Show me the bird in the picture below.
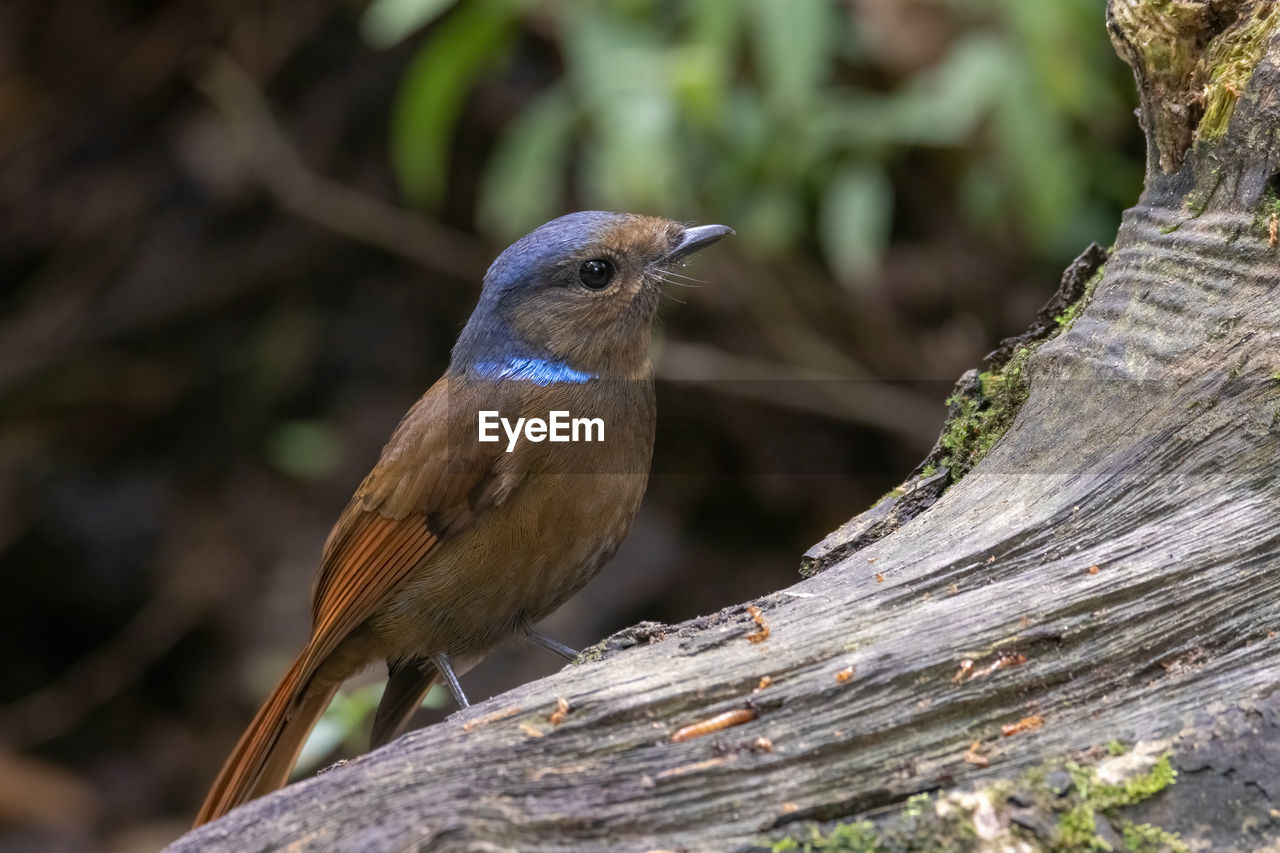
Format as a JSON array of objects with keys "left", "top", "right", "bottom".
[{"left": 194, "top": 211, "right": 732, "bottom": 825}]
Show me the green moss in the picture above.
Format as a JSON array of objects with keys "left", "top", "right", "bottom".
[
  {"left": 938, "top": 346, "right": 1033, "bottom": 480},
  {"left": 1074, "top": 754, "right": 1177, "bottom": 811},
  {"left": 770, "top": 821, "right": 880, "bottom": 852},
  {"left": 1195, "top": 3, "right": 1280, "bottom": 142},
  {"left": 1056, "top": 804, "right": 1107, "bottom": 851},
  {"left": 933, "top": 255, "right": 1106, "bottom": 488},
  {"left": 1184, "top": 185, "right": 1212, "bottom": 217},
  {"left": 1253, "top": 186, "right": 1280, "bottom": 238},
  {"left": 938, "top": 392, "right": 985, "bottom": 477},
  {"left": 762, "top": 791, "right": 979, "bottom": 852},
  {"left": 765, "top": 751, "right": 1184, "bottom": 853},
  {"left": 1048, "top": 754, "right": 1182, "bottom": 851},
  {"left": 1056, "top": 266, "right": 1107, "bottom": 330},
  {"left": 1121, "top": 821, "right": 1190, "bottom": 853},
  {"left": 1107, "top": 0, "right": 1210, "bottom": 171},
  {"left": 1260, "top": 188, "right": 1280, "bottom": 217},
  {"left": 1115, "top": 0, "right": 1203, "bottom": 80},
  {"left": 901, "top": 793, "right": 931, "bottom": 818},
  {"left": 1106, "top": 739, "right": 1129, "bottom": 757},
  {"left": 913, "top": 252, "right": 1106, "bottom": 495},
  {"left": 872, "top": 486, "right": 906, "bottom": 509}
]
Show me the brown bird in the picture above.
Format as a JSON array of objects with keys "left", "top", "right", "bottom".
[{"left": 195, "top": 211, "right": 731, "bottom": 825}]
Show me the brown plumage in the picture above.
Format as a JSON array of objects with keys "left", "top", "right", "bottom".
[{"left": 195, "top": 212, "right": 731, "bottom": 825}]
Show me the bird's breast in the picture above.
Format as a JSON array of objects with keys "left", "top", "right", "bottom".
[{"left": 371, "top": 377, "right": 656, "bottom": 658}]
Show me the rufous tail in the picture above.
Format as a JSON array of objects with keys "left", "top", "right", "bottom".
[{"left": 194, "top": 649, "right": 337, "bottom": 826}]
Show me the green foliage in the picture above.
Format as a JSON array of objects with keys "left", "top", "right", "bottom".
[
  {"left": 380, "top": 0, "right": 1138, "bottom": 281},
  {"left": 478, "top": 88, "right": 575, "bottom": 239},
  {"left": 390, "top": 2, "right": 519, "bottom": 207},
  {"left": 296, "top": 682, "right": 385, "bottom": 773},
  {"left": 361, "top": 0, "right": 461, "bottom": 48},
  {"left": 266, "top": 419, "right": 343, "bottom": 481},
  {"left": 296, "top": 681, "right": 450, "bottom": 774},
  {"left": 821, "top": 165, "right": 893, "bottom": 291}
]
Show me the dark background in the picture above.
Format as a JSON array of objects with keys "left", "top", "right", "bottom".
[{"left": 0, "top": 1, "right": 1141, "bottom": 849}]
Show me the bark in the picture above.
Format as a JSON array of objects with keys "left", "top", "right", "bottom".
[{"left": 170, "top": 3, "right": 1280, "bottom": 851}]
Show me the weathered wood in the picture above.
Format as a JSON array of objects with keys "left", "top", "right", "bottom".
[{"left": 171, "top": 3, "right": 1280, "bottom": 850}]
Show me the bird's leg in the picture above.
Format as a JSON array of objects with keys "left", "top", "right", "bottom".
[
  {"left": 528, "top": 631, "right": 579, "bottom": 662},
  {"left": 430, "top": 652, "right": 470, "bottom": 709}
]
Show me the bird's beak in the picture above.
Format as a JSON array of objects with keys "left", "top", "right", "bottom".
[{"left": 664, "top": 224, "right": 734, "bottom": 263}]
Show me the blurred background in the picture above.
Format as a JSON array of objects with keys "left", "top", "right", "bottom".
[{"left": 0, "top": 0, "right": 1142, "bottom": 849}]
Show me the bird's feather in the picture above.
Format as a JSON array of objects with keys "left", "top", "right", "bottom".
[{"left": 304, "top": 376, "right": 522, "bottom": 677}]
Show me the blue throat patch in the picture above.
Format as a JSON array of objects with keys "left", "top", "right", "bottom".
[{"left": 474, "top": 356, "right": 596, "bottom": 386}]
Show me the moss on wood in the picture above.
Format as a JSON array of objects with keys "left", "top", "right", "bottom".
[
  {"left": 1109, "top": 0, "right": 1280, "bottom": 172},
  {"left": 762, "top": 749, "right": 1184, "bottom": 853},
  {"left": 1195, "top": 2, "right": 1280, "bottom": 142}
]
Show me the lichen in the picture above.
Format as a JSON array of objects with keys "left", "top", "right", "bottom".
[
  {"left": 574, "top": 642, "right": 606, "bottom": 664},
  {"left": 1110, "top": 0, "right": 1280, "bottom": 171},
  {"left": 1108, "top": 0, "right": 1212, "bottom": 172},
  {"left": 1195, "top": 2, "right": 1280, "bottom": 142}
]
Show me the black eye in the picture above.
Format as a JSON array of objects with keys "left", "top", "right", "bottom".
[{"left": 578, "top": 258, "right": 615, "bottom": 289}]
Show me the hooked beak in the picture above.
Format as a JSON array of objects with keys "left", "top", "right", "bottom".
[{"left": 664, "top": 224, "right": 734, "bottom": 263}]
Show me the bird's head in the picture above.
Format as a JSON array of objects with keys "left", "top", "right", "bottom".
[{"left": 452, "top": 211, "right": 731, "bottom": 381}]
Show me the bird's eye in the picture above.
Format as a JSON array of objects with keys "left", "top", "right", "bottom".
[{"left": 578, "top": 258, "right": 615, "bottom": 290}]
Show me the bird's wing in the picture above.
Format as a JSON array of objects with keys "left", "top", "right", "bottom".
[{"left": 301, "top": 376, "right": 524, "bottom": 674}]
